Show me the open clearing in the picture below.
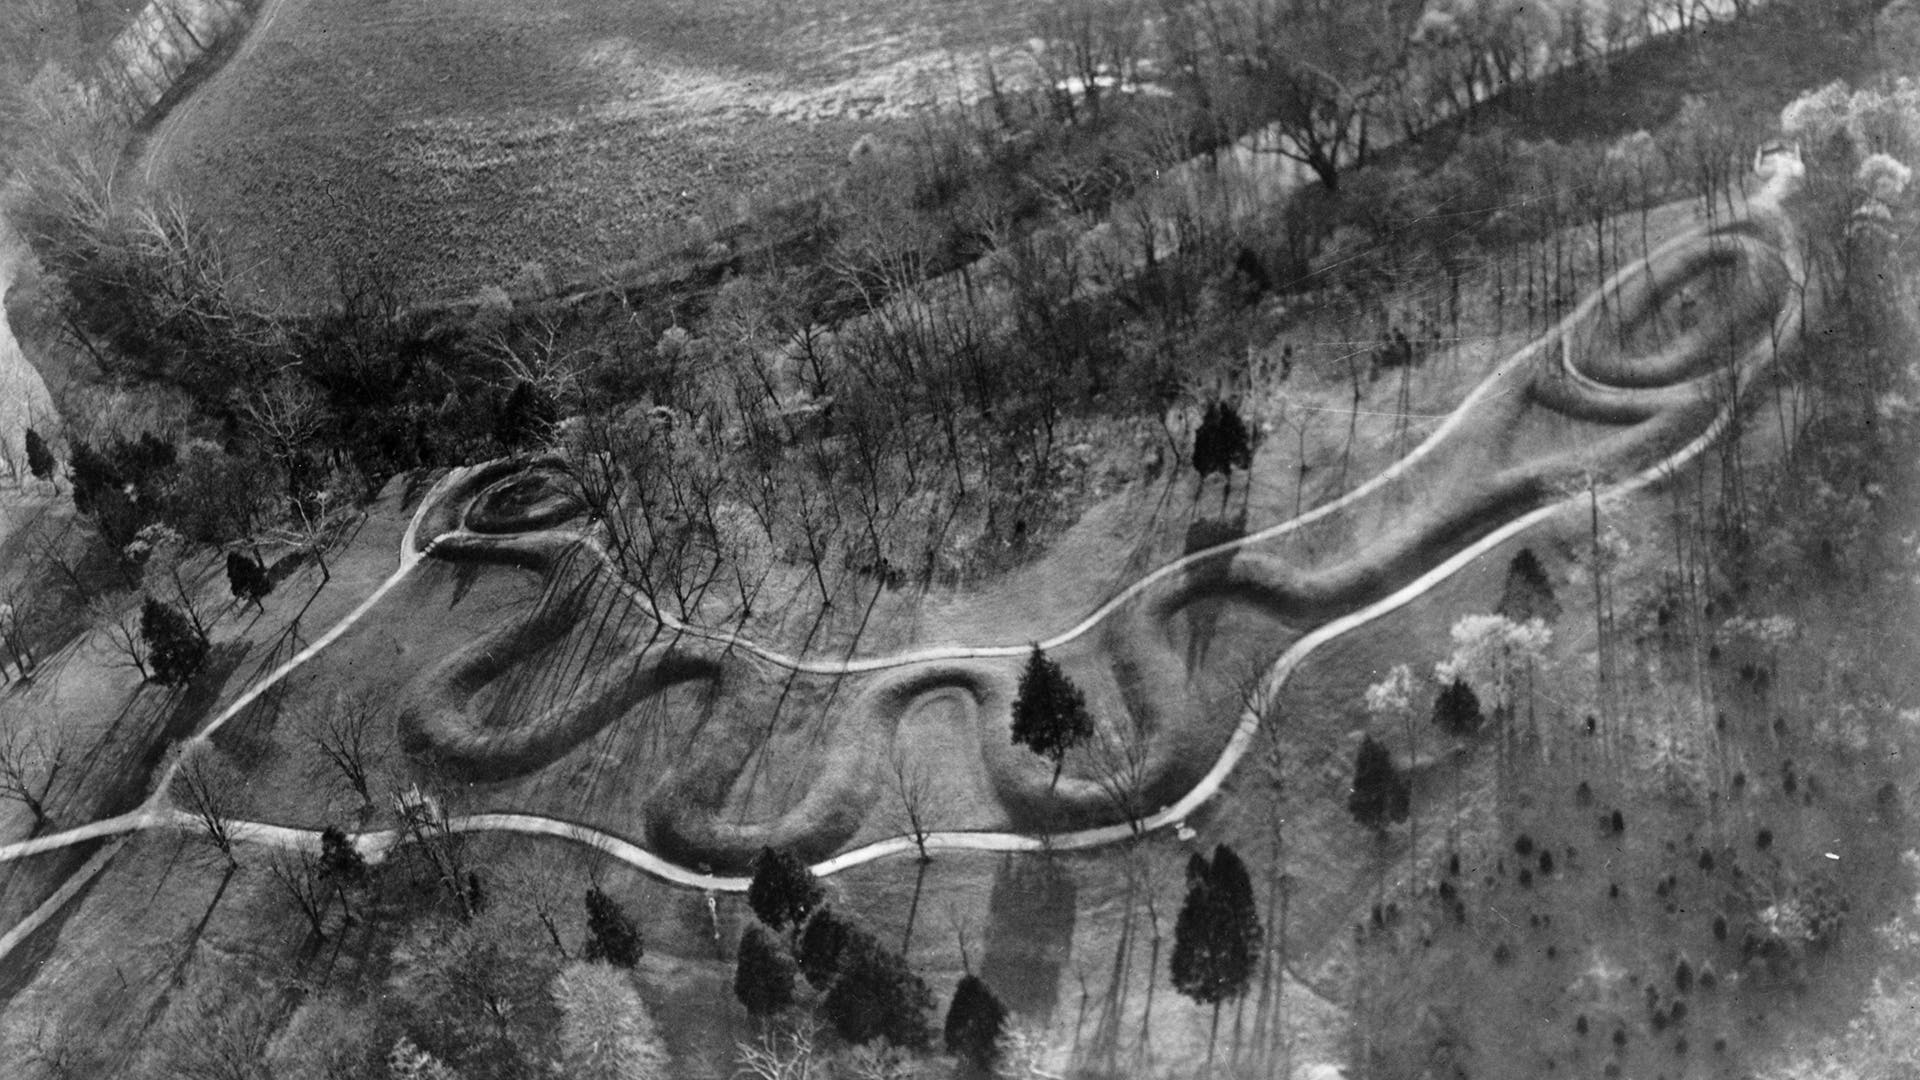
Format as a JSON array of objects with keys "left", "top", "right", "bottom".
[{"left": 140, "top": 0, "right": 1062, "bottom": 300}]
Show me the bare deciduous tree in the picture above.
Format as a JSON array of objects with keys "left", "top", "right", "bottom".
[
  {"left": 395, "top": 778, "right": 478, "bottom": 920},
  {"left": 734, "top": 1018, "right": 824, "bottom": 1080},
  {"left": 500, "top": 842, "right": 580, "bottom": 960},
  {"left": 236, "top": 375, "right": 328, "bottom": 506},
  {"left": 0, "top": 724, "right": 66, "bottom": 832},
  {"left": 267, "top": 846, "right": 331, "bottom": 943},
  {"left": 1088, "top": 707, "right": 1156, "bottom": 837},
  {"left": 305, "top": 691, "right": 384, "bottom": 812},
  {"left": 90, "top": 594, "right": 150, "bottom": 681},
  {"left": 887, "top": 746, "right": 935, "bottom": 862},
  {"left": 159, "top": 986, "right": 275, "bottom": 1080},
  {"left": 173, "top": 745, "right": 242, "bottom": 872}
]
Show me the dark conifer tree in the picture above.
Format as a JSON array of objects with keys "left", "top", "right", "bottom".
[
  {"left": 1193, "top": 400, "right": 1255, "bottom": 478},
  {"left": 1171, "top": 845, "right": 1264, "bottom": 1069},
  {"left": 1347, "top": 735, "right": 1411, "bottom": 834},
  {"left": 1010, "top": 646, "right": 1094, "bottom": 792},
  {"left": 23, "top": 429, "right": 54, "bottom": 484},
  {"left": 746, "top": 845, "right": 824, "bottom": 932},
  {"left": 944, "top": 973, "right": 1009, "bottom": 1071},
  {"left": 1432, "top": 678, "right": 1485, "bottom": 735},
  {"left": 1496, "top": 547, "right": 1561, "bottom": 624},
  {"left": 141, "top": 597, "right": 207, "bottom": 685},
  {"left": 733, "top": 925, "right": 797, "bottom": 1018},
  {"left": 798, "top": 908, "right": 855, "bottom": 990},
  {"left": 1210, "top": 845, "right": 1262, "bottom": 959},
  {"left": 582, "top": 885, "right": 643, "bottom": 968},
  {"left": 226, "top": 550, "right": 273, "bottom": 608},
  {"left": 821, "top": 933, "right": 933, "bottom": 1049},
  {"left": 66, "top": 439, "right": 119, "bottom": 516}
]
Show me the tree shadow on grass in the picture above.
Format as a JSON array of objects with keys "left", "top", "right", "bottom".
[
  {"left": 980, "top": 852, "right": 1078, "bottom": 1023},
  {"left": 0, "top": 838, "right": 109, "bottom": 1012}
]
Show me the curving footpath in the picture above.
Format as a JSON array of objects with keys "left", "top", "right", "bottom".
[{"left": 0, "top": 162, "right": 1811, "bottom": 961}]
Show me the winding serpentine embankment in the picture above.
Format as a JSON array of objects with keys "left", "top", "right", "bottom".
[{"left": 0, "top": 163, "right": 1810, "bottom": 966}]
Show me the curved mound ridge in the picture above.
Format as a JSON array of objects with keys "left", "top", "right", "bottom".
[{"left": 385, "top": 188, "right": 1808, "bottom": 876}]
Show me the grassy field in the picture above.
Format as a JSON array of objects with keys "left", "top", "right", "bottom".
[{"left": 139, "top": 0, "right": 1066, "bottom": 301}]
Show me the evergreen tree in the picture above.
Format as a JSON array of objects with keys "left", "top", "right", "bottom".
[
  {"left": 798, "top": 908, "right": 855, "bottom": 990},
  {"left": 944, "top": 973, "right": 1009, "bottom": 1071},
  {"left": 1496, "top": 548, "right": 1560, "bottom": 624},
  {"left": 733, "top": 925, "right": 797, "bottom": 1018},
  {"left": 1009, "top": 646, "right": 1095, "bottom": 792},
  {"left": 746, "top": 845, "right": 824, "bottom": 932},
  {"left": 821, "top": 933, "right": 933, "bottom": 1049},
  {"left": 1170, "top": 845, "right": 1264, "bottom": 1068},
  {"left": 23, "top": 429, "right": 54, "bottom": 484},
  {"left": 141, "top": 597, "right": 207, "bottom": 685},
  {"left": 1347, "top": 735, "right": 1411, "bottom": 834},
  {"left": 226, "top": 550, "right": 273, "bottom": 607},
  {"left": 1431, "top": 678, "right": 1485, "bottom": 736},
  {"left": 1210, "top": 845, "right": 1262, "bottom": 962},
  {"left": 66, "top": 438, "right": 120, "bottom": 517},
  {"left": 582, "top": 885, "right": 643, "bottom": 968},
  {"left": 1193, "top": 400, "right": 1255, "bottom": 479}
]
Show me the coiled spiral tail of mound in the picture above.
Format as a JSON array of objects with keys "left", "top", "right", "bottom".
[
  {"left": 463, "top": 460, "right": 585, "bottom": 534},
  {"left": 1533, "top": 217, "right": 1801, "bottom": 426},
  {"left": 412, "top": 457, "right": 588, "bottom": 560}
]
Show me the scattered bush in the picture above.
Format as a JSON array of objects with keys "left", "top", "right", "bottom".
[{"left": 1347, "top": 735, "right": 1411, "bottom": 834}]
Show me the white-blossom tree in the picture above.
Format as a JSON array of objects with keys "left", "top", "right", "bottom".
[
  {"left": 1436, "top": 613, "right": 1552, "bottom": 769},
  {"left": 550, "top": 961, "right": 672, "bottom": 1080}
]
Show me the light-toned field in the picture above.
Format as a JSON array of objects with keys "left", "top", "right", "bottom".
[{"left": 139, "top": 0, "right": 1060, "bottom": 301}]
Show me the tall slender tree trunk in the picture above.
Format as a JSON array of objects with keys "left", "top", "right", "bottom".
[
  {"left": 902, "top": 858, "right": 929, "bottom": 955},
  {"left": 1207, "top": 1000, "right": 1222, "bottom": 1076}
]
